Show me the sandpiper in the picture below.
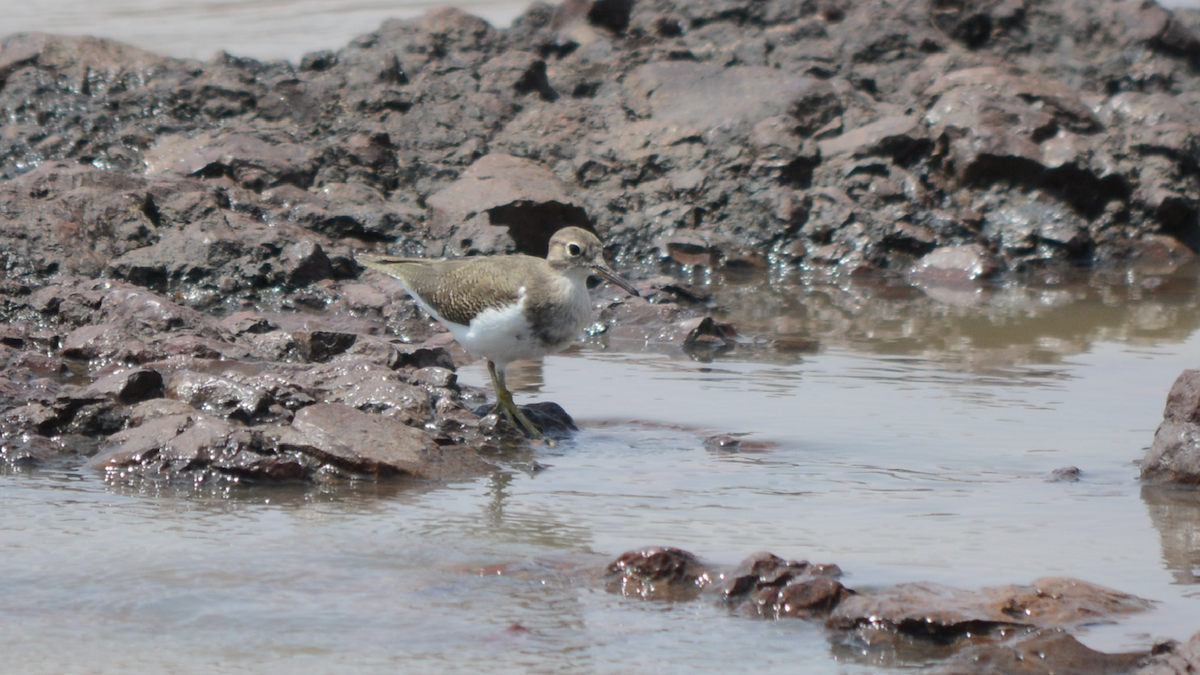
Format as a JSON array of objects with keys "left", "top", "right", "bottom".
[{"left": 358, "top": 226, "right": 639, "bottom": 440}]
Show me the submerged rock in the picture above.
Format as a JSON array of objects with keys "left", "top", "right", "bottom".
[
  {"left": 601, "top": 546, "right": 1158, "bottom": 667},
  {"left": 934, "top": 628, "right": 1148, "bottom": 675},
  {"left": 605, "top": 546, "right": 713, "bottom": 600},
  {"left": 720, "top": 551, "right": 851, "bottom": 619},
  {"left": 828, "top": 577, "right": 1154, "bottom": 644}
]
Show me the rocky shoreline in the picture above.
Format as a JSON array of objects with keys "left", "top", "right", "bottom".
[
  {"left": 2, "top": 0, "right": 1199, "bottom": 479},
  {"left": 2, "top": 0, "right": 1200, "bottom": 670}
]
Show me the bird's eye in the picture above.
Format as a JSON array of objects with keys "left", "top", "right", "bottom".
[{"left": 567, "top": 243, "right": 582, "bottom": 256}]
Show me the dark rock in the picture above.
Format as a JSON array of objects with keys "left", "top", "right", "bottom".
[
  {"left": 775, "top": 577, "right": 854, "bottom": 619},
  {"left": 605, "top": 546, "right": 712, "bottom": 600},
  {"left": 519, "top": 401, "right": 578, "bottom": 438},
  {"left": 143, "top": 131, "right": 315, "bottom": 190},
  {"left": 682, "top": 316, "right": 738, "bottom": 358},
  {"left": 85, "top": 413, "right": 195, "bottom": 471},
  {"left": 1143, "top": 369, "right": 1200, "bottom": 484},
  {"left": 818, "top": 115, "right": 926, "bottom": 161},
  {"left": 4, "top": 1, "right": 1200, "bottom": 287},
  {"left": 295, "top": 330, "right": 358, "bottom": 363}
]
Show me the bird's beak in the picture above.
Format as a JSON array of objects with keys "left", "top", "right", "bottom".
[{"left": 593, "top": 264, "right": 640, "bottom": 297}]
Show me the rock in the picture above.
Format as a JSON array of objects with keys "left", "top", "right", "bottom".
[
  {"left": 80, "top": 367, "right": 164, "bottom": 404},
  {"left": 294, "top": 330, "right": 358, "bottom": 363},
  {"left": 1143, "top": 369, "right": 1200, "bottom": 484},
  {"left": 144, "top": 131, "right": 315, "bottom": 190},
  {"left": 934, "top": 628, "right": 1148, "bottom": 675},
  {"left": 1136, "top": 630, "right": 1200, "bottom": 675},
  {"left": 426, "top": 153, "right": 592, "bottom": 257},
  {"left": 85, "top": 413, "right": 195, "bottom": 470},
  {"left": 1050, "top": 466, "right": 1083, "bottom": 482},
  {"left": 984, "top": 200, "right": 1092, "bottom": 260},
  {"left": 288, "top": 403, "right": 494, "bottom": 479},
  {"left": 682, "top": 316, "right": 738, "bottom": 359},
  {"left": 828, "top": 577, "right": 1154, "bottom": 642},
  {"left": 517, "top": 401, "right": 578, "bottom": 439},
  {"left": 913, "top": 245, "right": 1001, "bottom": 284},
  {"left": 817, "top": 115, "right": 926, "bottom": 160},
  {"left": 1, "top": 0, "right": 1200, "bottom": 284},
  {"left": 626, "top": 62, "right": 840, "bottom": 134},
  {"left": 85, "top": 409, "right": 313, "bottom": 480},
  {"left": 217, "top": 311, "right": 278, "bottom": 335},
  {"left": 166, "top": 370, "right": 272, "bottom": 423},
  {"left": 60, "top": 324, "right": 154, "bottom": 364},
  {"left": 721, "top": 551, "right": 851, "bottom": 619},
  {"left": 279, "top": 240, "right": 334, "bottom": 286},
  {"left": 604, "top": 546, "right": 712, "bottom": 600}
]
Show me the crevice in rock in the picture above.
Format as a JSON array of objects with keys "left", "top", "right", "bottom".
[{"left": 487, "top": 201, "right": 594, "bottom": 257}]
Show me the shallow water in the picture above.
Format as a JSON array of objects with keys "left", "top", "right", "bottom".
[
  {"left": 3, "top": 266, "right": 1200, "bottom": 673},
  {"left": 3, "top": 0, "right": 1200, "bottom": 669}
]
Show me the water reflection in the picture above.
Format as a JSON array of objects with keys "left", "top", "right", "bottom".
[
  {"left": 1141, "top": 485, "right": 1200, "bottom": 585},
  {"left": 698, "top": 262, "right": 1200, "bottom": 373},
  {"left": 5, "top": 260, "right": 1200, "bottom": 672}
]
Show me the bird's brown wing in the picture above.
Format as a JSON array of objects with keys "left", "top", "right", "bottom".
[{"left": 358, "top": 254, "right": 544, "bottom": 325}]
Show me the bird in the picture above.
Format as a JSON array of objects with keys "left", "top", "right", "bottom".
[{"left": 357, "top": 226, "right": 639, "bottom": 440}]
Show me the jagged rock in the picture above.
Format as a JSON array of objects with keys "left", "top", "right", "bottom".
[{"left": 1143, "top": 369, "right": 1200, "bottom": 485}]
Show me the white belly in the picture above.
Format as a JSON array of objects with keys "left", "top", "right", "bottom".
[{"left": 435, "top": 277, "right": 592, "bottom": 367}]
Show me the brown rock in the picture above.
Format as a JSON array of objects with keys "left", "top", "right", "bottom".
[
  {"left": 80, "top": 367, "right": 164, "bottom": 404},
  {"left": 935, "top": 628, "right": 1148, "bottom": 675},
  {"left": 626, "top": 62, "right": 840, "bottom": 135},
  {"left": 775, "top": 577, "right": 853, "bottom": 618},
  {"left": 166, "top": 370, "right": 271, "bottom": 423},
  {"left": 828, "top": 578, "right": 1153, "bottom": 641},
  {"left": 143, "top": 131, "right": 315, "bottom": 190},
  {"left": 426, "top": 153, "right": 591, "bottom": 257},
  {"left": 288, "top": 403, "right": 494, "bottom": 479},
  {"left": 817, "top": 115, "right": 924, "bottom": 159},
  {"left": 60, "top": 323, "right": 153, "bottom": 363},
  {"left": 605, "top": 546, "right": 712, "bottom": 601},
  {"left": 1136, "top": 630, "right": 1200, "bottom": 675},
  {"left": 85, "top": 413, "right": 195, "bottom": 470},
  {"left": 1143, "top": 369, "right": 1200, "bottom": 484}
]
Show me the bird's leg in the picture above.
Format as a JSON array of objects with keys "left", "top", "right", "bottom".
[{"left": 487, "top": 360, "right": 545, "bottom": 441}]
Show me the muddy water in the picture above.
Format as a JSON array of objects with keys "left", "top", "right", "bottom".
[{"left": 3, "top": 265, "right": 1200, "bottom": 673}]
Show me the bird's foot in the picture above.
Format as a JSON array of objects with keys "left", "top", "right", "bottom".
[{"left": 492, "top": 400, "right": 554, "bottom": 446}]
